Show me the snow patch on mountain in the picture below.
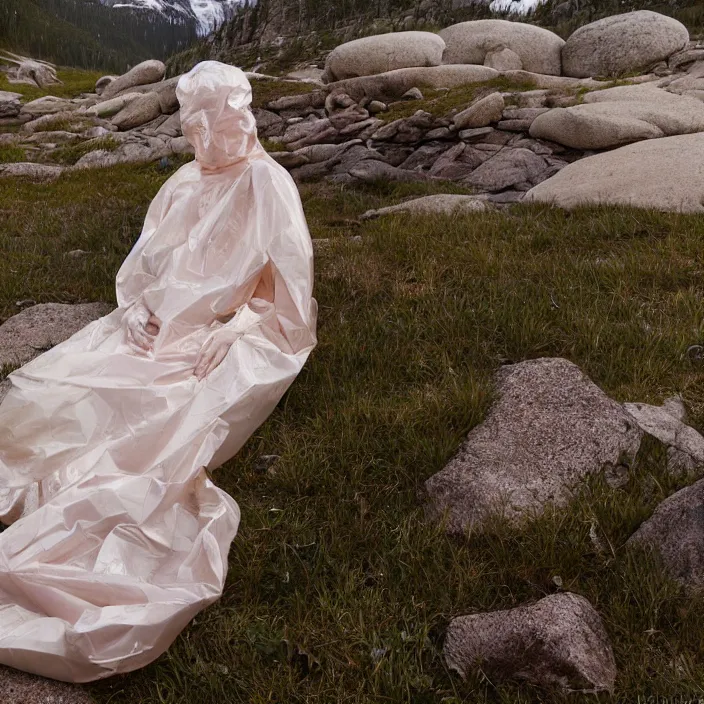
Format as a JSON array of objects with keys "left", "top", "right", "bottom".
[
  {"left": 489, "top": 0, "right": 545, "bottom": 12},
  {"left": 110, "top": 0, "right": 237, "bottom": 34}
]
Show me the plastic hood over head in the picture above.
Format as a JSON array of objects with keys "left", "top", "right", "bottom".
[{"left": 177, "top": 61, "right": 259, "bottom": 171}]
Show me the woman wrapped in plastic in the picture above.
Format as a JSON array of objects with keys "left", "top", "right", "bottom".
[{"left": 0, "top": 61, "right": 317, "bottom": 682}]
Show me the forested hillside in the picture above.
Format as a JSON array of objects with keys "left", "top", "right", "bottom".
[{"left": 0, "top": 0, "right": 197, "bottom": 72}]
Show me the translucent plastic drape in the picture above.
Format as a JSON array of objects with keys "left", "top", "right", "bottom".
[{"left": 0, "top": 61, "right": 317, "bottom": 683}]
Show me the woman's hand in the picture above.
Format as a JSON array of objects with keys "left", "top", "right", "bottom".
[
  {"left": 124, "top": 300, "right": 161, "bottom": 352},
  {"left": 194, "top": 299, "right": 275, "bottom": 380},
  {"left": 194, "top": 328, "right": 240, "bottom": 380}
]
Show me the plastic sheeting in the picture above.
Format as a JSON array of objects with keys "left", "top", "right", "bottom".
[{"left": 0, "top": 61, "right": 317, "bottom": 683}]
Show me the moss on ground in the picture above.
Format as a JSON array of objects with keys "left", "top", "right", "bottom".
[
  {"left": 379, "top": 76, "right": 539, "bottom": 124},
  {"left": 2, "top": 163, "right": 704, "bottom": 702},
  {"left": 251, "top": 79, "right": 316, "bottom": 110}
]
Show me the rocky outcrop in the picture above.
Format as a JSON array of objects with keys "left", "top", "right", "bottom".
[
  {"left": 327, "top": 65, "right": 500, "bottom": 102},
  {"left": 0, "top": 52, "right": 61, "bottom": 89},
  {"left": 101, "top": 60, "right": 166, "bottom": 100},
  {"left": 324, "top": 31, "right": 446, "bottom": 81},
  {"left": 628, "top": 479, "right": 704, "bottom": 590},
  {"left": 0, "top": 163, "right": 64, "bottom": 182},
  {"left": 425, "top": 358, "right": 643, "bottom": 533},
  {"left": 562, "top": 11, "right": 689, "bottom": 79},
  {"left": 525, "top": 133, "right": 704, "bottom": 213},
  {"left": 439, "top": 20, "right": 565, "bottom": 76},
  {"left": 20, "top": 96, "right": 80, "bottom": 119},
  {"left": 361, "top": 194, "right": 490, "bottom": 218},
  {"left": 444, "top": 593, "right": 617, "bottom": 693},
  {"left": 529, "top": 88, "right": 704, "bottom": 150},
  {"left": 0, "top": 91, "right": 22, "bottom": 119}
]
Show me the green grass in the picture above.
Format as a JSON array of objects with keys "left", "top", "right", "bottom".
[
  {"left": 0, "top": 143, "right": 26, "bottom": 163},
  {"left": 251, "top": 79, "right": 316, "bottom": 110},
  {"left": 0, "top": 66, "right": 103, "bottom": 102},
  {"left": 2, "top": 168, "right": 704, "bottom": 702},
  {"left": 47, "top": 135, "right": 119, "bottom": 165}
]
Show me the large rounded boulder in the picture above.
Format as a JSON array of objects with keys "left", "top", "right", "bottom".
[
  {"left": 562, "top": 11, "right": 689, "bottom": 78},
  {"left": 324, "top": 31, "right": 446, "bottom": 82},
  {"left": 525, "top": 133, "right": 704, "bottom": 213},
  {"left": 101, "top": 59, "right": 166, "bottom": 99},
  {"left": 439, "top": 20, "right": 564, "bottom": 76}
]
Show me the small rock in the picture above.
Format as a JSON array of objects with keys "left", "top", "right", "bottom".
[
  {"left": 368, "top": 100, "right": 387, "bottom": 114},
  {"left": 444, "top": 593, "right": 617, "bottom": 693},
  {"left": 453, "top": 93, "right": 504, "bottom": 130},
  {"left": 0, "top": 163, "right": 64, "bottom": 182},
  {"left": 254, "top": 455, "right": 281, "bottom": 475},
  {"left": 361, "top": 194, "right": 490, "bottom": 219},
  {"left": 458, "top": 126, "right": 494, "bottom": 140},
  {"left": 628, "top": 478, "right": 704, "bottom": 589},
  {"left": 66, "top": 250, "right": 90, "bottom": 259},
  {"left": 348, "top": 159, "right": 428, "bottom": 183},
  {"left": 401, "top": 87, "right": 423, "bottom": 101},
  {"left": 424, "top": 126, "right": 452, "bottom": 140},
  {"left": 624, "top": 399, "right": 704, "bottom": 473}
]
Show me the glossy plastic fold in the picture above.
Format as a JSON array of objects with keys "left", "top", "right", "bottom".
[{"left": 0, "top": 61, "right": 317, "bottom": 683}]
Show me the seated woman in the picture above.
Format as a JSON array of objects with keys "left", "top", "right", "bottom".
[{"left": 0, "top": 61, "right": 317, "bottom": 683}]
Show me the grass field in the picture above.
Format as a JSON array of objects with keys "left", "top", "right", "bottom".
[{"left": 2, "top": 161, "right": 704, "bottom": 703}]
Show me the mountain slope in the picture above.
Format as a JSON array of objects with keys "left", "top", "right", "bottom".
[
  {"left": 0, "top": 0, "right": 197, "bottom": 72},
  {"left": 103, "top": 0, "right": 238, "bottom": 35}
]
